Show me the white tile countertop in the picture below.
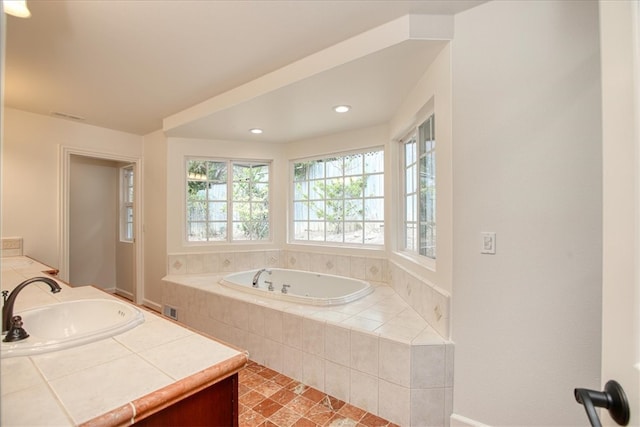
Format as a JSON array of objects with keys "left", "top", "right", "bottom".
[{"left": 1, "top": 257, "right": 248, "bottom": 427}]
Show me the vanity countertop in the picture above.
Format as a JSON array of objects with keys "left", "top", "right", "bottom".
[{"left": 0, "top": 256, "right": 248, "bottom": 426}]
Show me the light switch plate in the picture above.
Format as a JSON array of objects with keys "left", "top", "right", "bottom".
[
  {"left": 1, "top": 237, "right": 23, "bottom": 257},
  {"left": 481, "top": 232, "right": 496, "bottom": 254}
]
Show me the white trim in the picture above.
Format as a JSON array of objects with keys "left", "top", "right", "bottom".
[
  {"left": 398, "top": 112, "right": 437, "bottom": 266},
  {"left": 119, "top": 164, "right": 135, "bottom": 243},
  {"left": 142, "top": 299, "right": 162, "bottom": 313},
  {"left": 115, "top": 288, "right": 134, "bottom": 301},
  {"left": 450, "top": 414, "right": 492, "bottom": 427},
  {"left": 59, "top": 146, "right": 145, "bottom": 305}
]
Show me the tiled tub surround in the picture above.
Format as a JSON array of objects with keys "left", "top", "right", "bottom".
[
  {"left": 1, "top": 257, "right": 248, "bottom": 426},
  {"left": 168, "top": 249, "right": 450, "bottom": 338},
  {"left": 163, "top": 259, "right": 454, "bottom": 426}
]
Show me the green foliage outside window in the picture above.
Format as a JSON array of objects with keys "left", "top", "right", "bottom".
[
  {"left": 186, "top": 159, "right": 269, "bottom": 242},
  {"left": 232, "top": 163, "right": 269, "bottom": 240},
  {"left": 292, "top": 149, "right": 384, "bottom": 245}
]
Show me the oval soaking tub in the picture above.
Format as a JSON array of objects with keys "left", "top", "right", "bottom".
[
  {"left": 1, "top": 299, "right": 145, "bottom": 358},
  {"left": 220, "top": 268, "right": 373, "bottom": 306}
]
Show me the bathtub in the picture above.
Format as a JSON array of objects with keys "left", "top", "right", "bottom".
[{"left": 220, "top": 268, "right": 373, "bottom": 306}]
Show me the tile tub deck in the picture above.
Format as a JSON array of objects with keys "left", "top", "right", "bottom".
[{"left": 163, "top": 273, "right": 454, "bottom": 426}]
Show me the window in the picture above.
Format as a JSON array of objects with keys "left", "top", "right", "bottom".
[
  {"left": 292, "top": 149, "right": 384, "bottom": 245},
  {"left": 403, "top": 114, "right": 435, "bottom": 259},
  {"left": 186, "top": 159, "right": 270, "bottom": 242},
  {"left": 120, "top": 165, "right": 134, "bottom": 242}
]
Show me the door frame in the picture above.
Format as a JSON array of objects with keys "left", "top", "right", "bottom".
[
  {"left": 599, "top": 0, "right": 639, "bottom": 424},
  {"left": 59, "top": 145, "right": 144, "bottom": 305}
]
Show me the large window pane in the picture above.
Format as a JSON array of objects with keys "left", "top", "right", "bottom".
[
  {"left": 188, "top": 222, "right": 207, "bottom": 241},
  {"left": 326, "top": 158, "right": 343, "bottom": 178},
  {"left": 207, "top": 222, "right": 227, "bottom": 240},
  {"left": 309, "top": 180, "right": 325, "bottom": 199},
  {"left": 294, "top": 201, "right": 308, "bottom": 220},
  {"left": 345, "top": 176, "right": 364, "bottom": 198},
  {"left": 364, "top": 222, "right": 384, "bottom": 244},
  {"left": 344, "top": 153, "right": 363, "bottom": 176},
  {"left": 343, "top": 222, "right": 363, "bottom": 244},
  {"left": 326, "top": 199, "right": 343, "bottom": 220},
  {"left": 364, "top": 150, "right": 384, "bottom": 174},
  {"left": 188, "top": 200, "right": 207, "bottom": 221},
  {"left": 326, "top": 222, "right": 344, "bottom": 242},
  {"left": 309, "top": 201, "right": 325, "bottom": 220},
  {"left": 294, "top": 221, "right": 308, "bottom": 240},
  {"left": 406, "top": 166, "right": 416, "bottom": 194},
  {"left": 208, "top": 202, "right": 226, "bottom": 221},
  {"left": 308, "top": 222, "right": 325, "bottom": 241},
  {"left": 253, "top": 183, "right": 269, "bottom": 201},
  {"left": 402, "top": 114, "right": 435, "bottom": 259},
  {"left": 291, "top": 148, "right": 383, "bottom": 246},
  {"left": 186, "top": 159, "right": 270, "bottom": 242},
  {"left": 364, "top": 174, "right": 383, "bottom": 197},
  {"left": 345, "top": 200, "right": 363, "bottom": 221},
  {"left": 294, "top": 181, "right": 308, "bottom": 200},
  {"left": 364, "top": 198, "right": 383, "bottom": 221}
]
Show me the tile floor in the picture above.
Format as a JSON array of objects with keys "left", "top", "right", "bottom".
[{"left": 239, "top": 360, "right": 399, "bottom": 427}]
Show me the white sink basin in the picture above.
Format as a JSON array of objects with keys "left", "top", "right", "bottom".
[{"left": 1, "top": 299, "right": 145, "bottom": 358}]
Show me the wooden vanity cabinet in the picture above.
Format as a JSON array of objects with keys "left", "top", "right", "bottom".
[{"left": 134, "top": 373, "right": 238, "bottom": 426}]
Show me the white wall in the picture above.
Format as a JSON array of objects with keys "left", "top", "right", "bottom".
[
  {"left": 1, "top": 108, "right": 142, "bottom": 271},
  {"left": 389, "top": 43, "right": 453, "bottom": 294},
  {"left": 115, "top": 238, "right": 134, "bottom": 297},
  {"left": 599, "top": 0, "right": 640, "bottom": 423},
  {"left": 69, "top": 155, "right": 118, "bottom": 289},
  {"left": 142, "top": 129, "right": 168, "bottom": 309},
  {"left": 451, "top": 1, "right": 602, "bottom": 425}
]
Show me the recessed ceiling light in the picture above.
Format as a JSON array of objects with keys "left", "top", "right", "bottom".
[
  {"left": 333, "top": 105, "right": 351, "bottom": 113},
  {"left": 250, "top": 128, "right": 263, "bottom": 134}
]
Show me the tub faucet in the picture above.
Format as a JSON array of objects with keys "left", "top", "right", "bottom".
[
  {"left": 2, "top": 277, "right": 62, "bottom": 334},
  {"left": 252, "top": 268, "right": 272, "bottom": 288},
  {"left": 265, "top": 280, "right": 274, "bottom": 291},
  {"left": 281, "top": 284, "right": 290, "bottom": 294}
]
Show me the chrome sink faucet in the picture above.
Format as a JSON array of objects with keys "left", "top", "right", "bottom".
[
  {"left": 2, "top": 277, "right": 62, "bottom": 335},
  {"left": 252, "top": 268, "right": 272, "bottom": 288}
]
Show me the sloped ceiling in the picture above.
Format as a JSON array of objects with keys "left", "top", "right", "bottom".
[{"left": 4, "top": 0, "right": 485, "bottom": 141}]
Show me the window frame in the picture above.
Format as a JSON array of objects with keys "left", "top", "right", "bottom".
[
  {"left": 184, "top": 157, "right": 272, "bottom": 244},
  {"left": 289, "top": 147, "right": 385, "bottom": 248},
  {"left": 119, "top": 164, "right": 135, "bottom": 243},
  {"left": 399, "top": 113, "right": 436, "bottom": 266}
]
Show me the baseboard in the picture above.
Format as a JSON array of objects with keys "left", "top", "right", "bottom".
[
  {"left": 114, "top": 288, "right": 134, "bottom": 300},
  {"left": 450, "top": 414, "right": 492, "bottom": 427},
  {"left": 142, "top": 299, "right": 162, "bottom": 313}
]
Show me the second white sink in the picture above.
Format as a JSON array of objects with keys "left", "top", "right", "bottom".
[{"left": 1, "top": 299, "right": 145, "bottom": 358}]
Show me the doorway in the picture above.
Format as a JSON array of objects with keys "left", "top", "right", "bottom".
[{"left": 59, "top": 147, "right": 143, "bottom": 304}]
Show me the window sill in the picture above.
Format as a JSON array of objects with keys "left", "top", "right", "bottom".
[
  {"left": 286, "top": 241, "right": 385, "bottom": 256},
  {"left": 393, "top": 250, "right": 436, "bottom": 272}
]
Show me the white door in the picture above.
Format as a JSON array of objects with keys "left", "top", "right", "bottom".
[{"left": 598, "top": 1, "right": 639, "bottom": 425}]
